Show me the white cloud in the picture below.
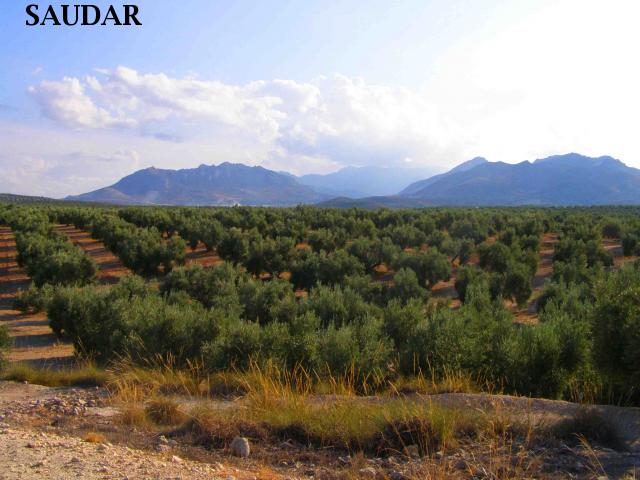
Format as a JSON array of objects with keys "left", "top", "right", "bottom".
[
  {"left": 27, "top": 68, "right": 457, "bottom": 175},
  {"left": 28, "top": 77, "right": 135, "bottom": 129}
]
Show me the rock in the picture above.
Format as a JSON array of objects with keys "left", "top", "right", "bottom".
[
  {"left": 454, "top": 459, "right": 467, "bottom": 470},
  {"left": 338, "top": 456, "right": 351, "bottom": 465},
  {"left": 230, "top": 437, "right": 250, "bottom": 458},
  {"left": 390, "top": 471, "right": 408, "bottom": 480},
  {"left": 171, "top": 455, "right": 183, "bottom": 464},
  {"left": 359, "top": 467, "right": 377, "bottom": 478}
]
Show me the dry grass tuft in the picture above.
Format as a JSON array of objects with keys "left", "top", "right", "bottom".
[
  {"left": 118, "top": 403, "right": 149, "bottom": 427},
  {"left": 107, "top": 357, "right": 203, "bottom": 398},
  {"left": 179, "top": 405, "right": 268, "bottom": 449},
  {"left": 175, "top": 368, "right": 486, "bottom": 456},
  {"left": 206, "top": 371, "right": 249, "bottom": 398},
  {"left": 145, "top": 397, "right": 187, "bottom": 426},
  {"left": 1, "top": 362, "right": 107, "bottom": 387},
  {"left": 388, "top": 368, "right": 479, "bottom": 396},
  {"left": 84, "top": 431, "right": 107, "bottom": 443}
]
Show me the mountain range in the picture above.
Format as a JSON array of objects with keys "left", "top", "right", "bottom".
[
  {"left": 66, "top": 163, "right": 325, "bottom": 206},
  {"left": 64, "top": 153, "right": 640, "bottom": 207},
  {"left": 66, "top": 163, "right": 435, "bottom": 206}
]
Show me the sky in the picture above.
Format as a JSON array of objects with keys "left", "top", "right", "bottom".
[{"left": 1, "top": 0, "right": 639, "bottom": 197}]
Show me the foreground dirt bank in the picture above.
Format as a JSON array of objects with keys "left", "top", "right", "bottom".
[{"left": 1, "top": 380, "right": 639, "bottom": 479}]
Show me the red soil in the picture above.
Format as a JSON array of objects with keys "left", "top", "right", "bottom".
[{"left": 184, "top": 241, "right": 223, "bottom": 268}]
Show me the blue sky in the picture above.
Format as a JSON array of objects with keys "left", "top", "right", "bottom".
[{"left": 1, "top": 0, "right": 639, "bottom": 197}]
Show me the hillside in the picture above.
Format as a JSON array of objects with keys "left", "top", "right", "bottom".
[
  {"left": 67, "top": 163, "right": 327, "bottom": 206},
  {"left": 400, "top": 157, "right": 488, "bottom": 196},
  {"left": 402, "top": 153, "right": 640, "bottom": 205}
]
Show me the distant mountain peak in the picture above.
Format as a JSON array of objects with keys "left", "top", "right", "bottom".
[
  {"left": 400, "top": 153, "right": 640, "bottom": 206},
  {"left": 400, "top": 156, "right": 489, "bottom": 196},
  {"left": 450, "top": 156, "right": 489, "bottom": 172},
  {"left": 67, "top": 162, "right": 327, "bottom": 206},
  {"left": 533, "top": 152, "right": 620, "bottom": 164}
]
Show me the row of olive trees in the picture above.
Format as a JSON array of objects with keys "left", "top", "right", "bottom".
[
  {"left": 57, "top": 209, "right": 186, "bottom": 275},
  {"left": 8, "top": 207, "right": 97, "bottom": 287},
  {"left": 36, "top": 264, "right": 591, "bottom": 399}
]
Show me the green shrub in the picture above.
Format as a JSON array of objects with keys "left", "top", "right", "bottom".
[
  {"left": 503, "top": 310, "right": 590, "bottom": 398},
  {"left": 393, "top": 249, "right": 451, "bottom": 289},
  {"left": 290, "top": 249, "right": 365, "bottom": 290},
  {"left": 14, "top": 231, "right": 97, "bottom": 287},
  {"left": 387, "top": 268, "right": 428, "bottom": 305},
  {"left": 160, "top": 263, "right": 242, "bottom": 311},
  {"left": 454, "top": 265, "right": 481, "bottom": 302},
  {"left": 0, "top": 324, "right": 12, "bottom": 367},
  {"left": 14, "top": 284, "right": 54, "bottom": 313},
  {"left": 591, "top": 265, "right": 640, "bottom": 398},
  {"left": 47, "top": 275, "right": 223, "bottom": 364},
  {"left": 317, "top": 317, "right": 393, "bottom": 379},
  {"left": 302, "top": 284, "right": 379, "bottom": 328},
  {"left": 238, "top": 279, "right": 297, "bottom": 324}
]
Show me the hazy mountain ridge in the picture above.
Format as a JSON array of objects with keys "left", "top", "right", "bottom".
[
  {"left": 299, "top": 165, "right": 436, "bottom": 198},
  {"left": 64, "top": 153, "right": 640, "bottom": 207},
  {"left": 67, "top": 162, "right": 328, "bottom": 206},
  {"left": 321, "top": 153, "right": 640, "bottom": 208}
]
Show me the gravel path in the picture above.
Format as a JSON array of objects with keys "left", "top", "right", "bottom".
[{"left": 0, "top": 424, "right": 226, "bottom": 479}]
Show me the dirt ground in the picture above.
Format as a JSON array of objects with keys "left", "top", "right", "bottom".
[
  {"left": 184, "top": 241, "right": 224, "bottom": 268},
  {"left": 1, "top": 380, "right": 639, "bottom": 480},
  {"left": 603, "top": 237, "right": 638, "bottom": 268}
]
